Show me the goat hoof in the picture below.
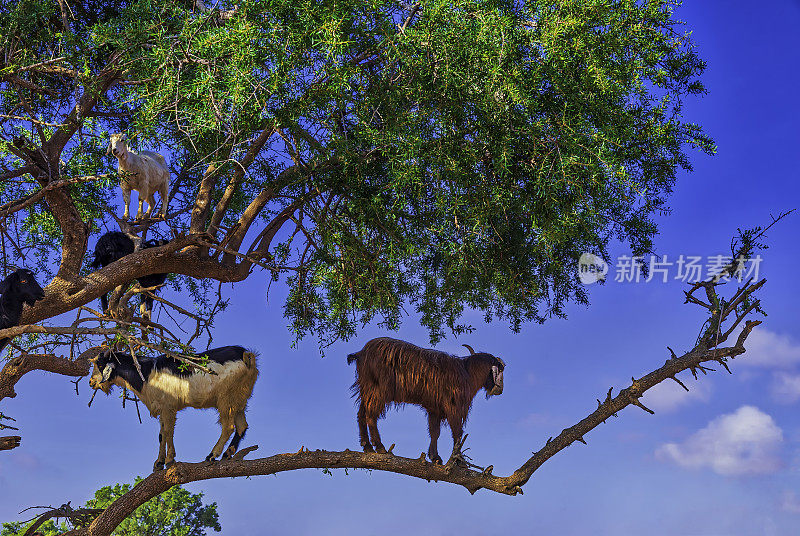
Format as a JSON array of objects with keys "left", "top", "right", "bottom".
[
  {"left": 205, "top": 453, "right": 217, "bottom": 463},
  {"left": 222, "top": 448, "right": 235, "bottom": 460},
  {"left": 165, "top": 460, "right": 176, "bottom": 469},
  {"left": 362, "top": 445, "right": 374, "bottom": 453},
  {"left": 375, "top": 444, "right": 387, "bottom": 454},
  {"left": 153, "top": 461, "right": 165, "bottom": 472},
  {"left": 430, "top": 456, "right": 443, "bottom": 465}
]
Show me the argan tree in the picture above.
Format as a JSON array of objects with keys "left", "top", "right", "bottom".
[{"left": 0, "top": 1, "right": 770, "bottom": 534}]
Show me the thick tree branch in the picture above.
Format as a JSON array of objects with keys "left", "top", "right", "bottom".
[
  {"left": 17, "top": 236, "right": 238, "bottom": 327},
  {"left": 0, "top": 164, "right": 36, "bottom": 184},
  {"left": 0, "top": 436, "right": 21, "bottom": 450},
  {"left": 28, "top": 54, "right": 123, "bottom": 282},
  {"left": 70, "top": 334, "right": 762, "bottom": 534},
  {"left": 0, "top": 74, "right": 58, "bottom": 96},
  {"left": 226, "top": 197, "right": 311, "bottom": 273},
  {"left": 0, "top": 347, "right": 100, "bottom": 401},
  {"left": 59, "top": 275, "right": 766, "bottom": 536},
  {"left": 189, "top": 145, "right": 233, "bottom": 235},
  {"left": 0, "top": 174, "right": 109, "bottom": 220},
  {"left": 207, "top": 123, "right": 277, "bottom": 236},
  {"left": 219, "top": 158, "right": 340, "bottom": 266}
]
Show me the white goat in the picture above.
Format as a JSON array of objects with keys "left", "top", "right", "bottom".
[
  {"left": 108, "top": 133, "right": 170, "bottom": 220},
  {"left": 89, "top": 346, "right": 258, "bottom": 471}
]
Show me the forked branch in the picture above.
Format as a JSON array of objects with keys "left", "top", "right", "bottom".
[{"left": 0, "top": 347, "right": 100, "bottom": 401}]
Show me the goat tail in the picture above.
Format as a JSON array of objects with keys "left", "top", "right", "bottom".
[
  {"left": 347, "top": 352, "right": 359, "bottom": 366},
  {"left": 243, "top": 350, "right": 258, "bottom": 369}
]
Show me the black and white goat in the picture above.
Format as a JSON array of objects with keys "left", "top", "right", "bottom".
[
  {"left": 91, "top": 231, "right": 168, "bottom": 316},
  {"left": 0, "top": 269, "right": 45, "bottom": 353},
  {"left": 347, "top": 337, "right": 505, "bottom": 464},
  {"left": 89, "top": 346, "right": 258, "bottom": 471}
]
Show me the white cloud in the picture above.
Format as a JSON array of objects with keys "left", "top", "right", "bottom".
[
  {"left": 655, "top": 406, "right": 783, "bottom": 476},
  {"left": 738, "top": 328, "right": 800, "bottom": 369},
  {"left": 641, "top": 379, "right": 711, "bottom": 413},
  {"left": 771, "top": 372, "right": 800, "bottom": 403},
  {"left": 781, "top": 490, "right": 800, "bottom": 514}
]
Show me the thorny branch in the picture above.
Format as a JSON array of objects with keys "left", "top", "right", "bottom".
[
  {"left": 18, "top": 503, "right": 104, "bottom": 536},
  {"left": 59, "top": 264, "right": 768, "bottom": 536}
]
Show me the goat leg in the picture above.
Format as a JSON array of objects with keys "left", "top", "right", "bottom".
[
  {"left": 160, "top": 182, "right": 169, "bottom": 218},
  {"left": 139, "top": 300, "right": 151, "bottom": 341},
  {"left": 162, "top": 412, "right": 177, "bottom": 467},
  {"left": 357, "top": 402, "right": 374, "bottom": 452},
  {"left": 365, "top": 411, "right": 385, "bottom": 453},
  {"left": 446, "top": 415, "right": 465, "bottom": 465},
  {"left": 222, "top": 411, "right": 248, "bottom": 459},
  {"left": 208, "top": 412, "right": 235, "bottom": 461},
  {"left": 153, "top": 420, "right": 166, "bottom": 471},
  {"left": 121, "top": 184, "right": 132, "bottom": 220},
  {"left": 136, "top": 194, "right": 145, "bottom": 220},
  {"left": 427, "top": 413, "right": 443, "bottom": 464},
  {"left": 144, "top": 191, "right": 156, "bottom": 218}
]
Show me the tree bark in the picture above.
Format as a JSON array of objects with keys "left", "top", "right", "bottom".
[
  {"left": 61, "top": 312, "right": 763, "bottom": 536},
  {"left": 0, "top": 348, "right": 99, "bottom": 402},
  {"left": 0, "top": 436, "right": 20, "bottom": 450}
]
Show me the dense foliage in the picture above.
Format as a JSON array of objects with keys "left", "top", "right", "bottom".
[{"left": 0, "top": 0, "right": 712, "bottom": 344}]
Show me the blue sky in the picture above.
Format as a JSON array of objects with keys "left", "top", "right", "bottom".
[{"left": 2, "top": 2, "right": 800, "bottom": 535}]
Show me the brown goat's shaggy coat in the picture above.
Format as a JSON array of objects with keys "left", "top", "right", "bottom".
[{"left": 348, "top": 337, "right": 505, "bottom": 464}]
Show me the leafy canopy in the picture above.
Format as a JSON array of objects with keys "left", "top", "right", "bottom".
[
  {"left": 0, "top": 479, "right": 220, "bottom": 536},
  {"left": 0, "top": 0, "right": 712, "bottom": 344}
]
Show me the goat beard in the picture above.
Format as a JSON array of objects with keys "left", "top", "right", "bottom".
[{"left": 486, "top": 385, "right": 503, "bottom": 398}]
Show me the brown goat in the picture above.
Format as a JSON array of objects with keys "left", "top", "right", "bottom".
[{"left": 347, "top": 337, "right": 505, "bottom": 464}]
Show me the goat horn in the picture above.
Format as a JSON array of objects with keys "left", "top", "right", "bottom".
[{"left": 462, "top": 344, "right": 476, "bottom": 355}]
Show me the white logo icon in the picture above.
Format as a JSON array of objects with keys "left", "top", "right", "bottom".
[{"left": 578, "top": 253, "right": 608, "bottom": 285}]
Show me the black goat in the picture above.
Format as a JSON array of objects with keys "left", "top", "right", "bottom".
[
  {"left": 91, "top": 232, "right": 168, "bottom": 315},
  {"left": 0, "top": 269, "right": 45, "bottom": 353},
  {"left": 347, "top": 337, "right": 505, "bottom": 464},
  {"left": 136, "top": 239, "right": 168, "bottom": 318}
]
